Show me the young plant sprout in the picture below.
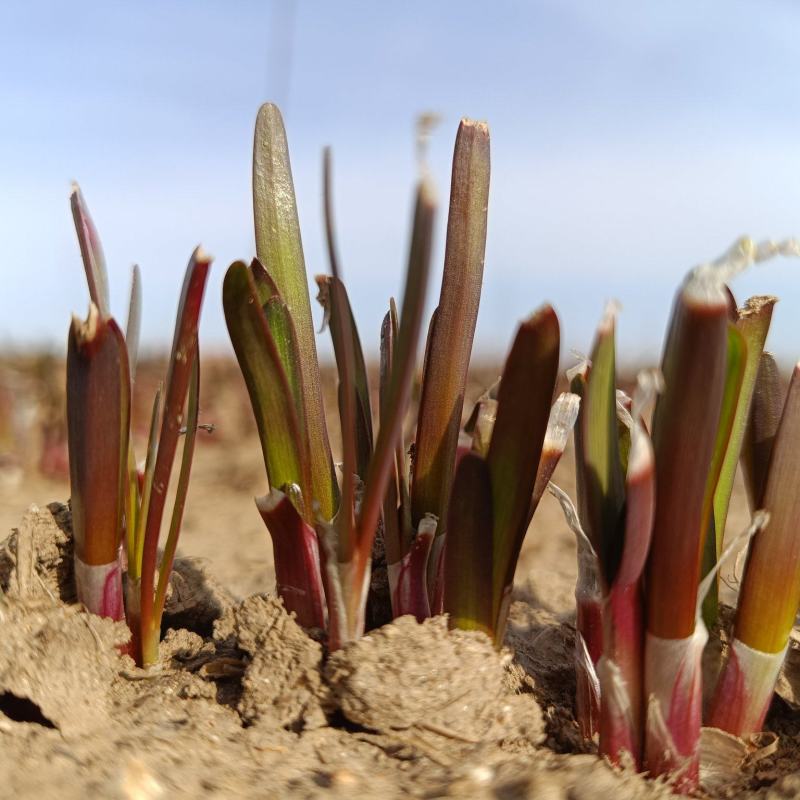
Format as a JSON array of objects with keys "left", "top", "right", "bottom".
[
  {"left": 644, "top": 240, "right": 797, "bottom": 790},
  {"left": 67, "top": 184, "right": 211, "bottom": 666},
  {"left": 225, "top": 103, "right": 437, "bottom": 647},
  {"left": 570, "top": 304, "right": 658, "bottom": 768},
  {"left": 558, "top": 238, "right": 799, "bottom": 792},
  {"left": 226, "top": 104, "right": 572, "bottom": 649}
]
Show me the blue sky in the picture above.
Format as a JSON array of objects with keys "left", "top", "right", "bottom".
[{"left": 2, "top": 1, "right": 800, "bottom": 364}]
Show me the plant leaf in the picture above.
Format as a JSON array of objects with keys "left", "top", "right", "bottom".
[
  {"left": 256, "top": 488, "right": 327, "bottom": 630},
  {"left": 647, "top": 277, "right": 729, "bottom": 639},
  {"left": 70, "top": 183, "right": 111, "bottom": 319},
  {"left": 223, "top": 260, "right": 311, "bottom": 509},
  {"left": 125, "top": 264, "right": 142, "bottom": 382},
  {"left": 742, "top": 351, "right": 784, "bottom": 511},
  {"left": 139, "top": 247, "right": 211, "bottom": 666},
  {"left": 380, "top": 305, "right": 403, "bottom": 568},
  {"left": 390, "top": 514, "right": 436, "bottom": 622},
  {"left": 701, "top": 323, "right": 746, "bottom": 624},
  {"left": 487, "top": 305, "right": 560, "bottom": 630},
  {"left": 253, "top": 103, "right": 337, "bottom": 521},
  {"left": 411, "top": 119, "right": 490, "bottom": 539},
  {"left": 714, "top": 296, "right": 775, "bottom": 529},
  {"left": 67, "top": 306, "right": 130, "bottom": 568},
  {"left": 580, "top": 307, "right": 625, "bottom": 587},
  {"left": 130, "top": 384, "right": 161, "bottom": 579},
  {"left": 444, "top": 451, "right": 494, "bottom": 635},
  {"left": 735, "top": 363, "right": 800, "bottom": 653},
  {"left": 316, "top": 275, "right": 374, "bottom": 480},
  {"left": 152, "top": 352, "right": 200, "bottom": 627}
]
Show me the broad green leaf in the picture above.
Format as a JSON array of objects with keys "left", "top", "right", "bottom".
[
  {"left": 253, "top": 103, "right": 337, "bottom": 521},
  {"left": 223, "top": 261, "right": 310, "bottom": 507}
]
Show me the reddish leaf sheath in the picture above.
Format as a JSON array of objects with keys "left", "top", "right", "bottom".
[
  {"left": 152, "top": 354, "right": 201, "bottom": 632},
  {"left": 390, "top": 515, "right": 436, "bottom": 622},
  {"left": 256, "top": 489, "right": 327, "bottom": 630},
  {"left": 66, "top": 305, "right": 129, "bottom": 620},
  {"left": 547, "top": 482, "right": 602, "bottom": 740},
  {"left": 576, "top": 595, "right": 603, "bottom": 739},
  {"left": 600, "top": 416, "right": 655, "bottom": 768}
]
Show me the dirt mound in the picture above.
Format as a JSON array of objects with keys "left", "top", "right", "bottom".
[{"left": 1, "top": 503, "right": 799, "bottom": 797}]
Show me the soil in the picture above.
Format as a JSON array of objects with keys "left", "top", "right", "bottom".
[{"left": 1, "top": 360, "right": 799, "bottom": 798}]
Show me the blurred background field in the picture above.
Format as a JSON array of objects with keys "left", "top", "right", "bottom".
[{"left": 0, "top": 355, "right": 752, "bottom": 611}]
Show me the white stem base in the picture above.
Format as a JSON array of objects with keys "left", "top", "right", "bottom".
[
  {"left": 709, "top": 637, "right": 787, "bottom": 735},
  {"left": 645, "top": 625, "right": 707, "bottom": 788},
  {"left": 74, "top": 556, "right": 124, "bottom": 620}
]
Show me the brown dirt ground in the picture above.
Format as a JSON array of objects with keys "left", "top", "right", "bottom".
[{"left": 0, "top": 358, "right": 798, "bottom": 798}]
